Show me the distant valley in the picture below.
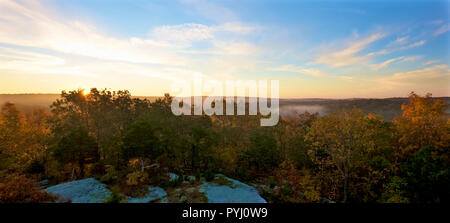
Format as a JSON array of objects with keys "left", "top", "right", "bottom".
[{"left": 1, "top": 94, "right": 449, "bottom": 121}]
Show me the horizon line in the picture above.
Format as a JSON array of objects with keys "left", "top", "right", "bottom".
[{"left": 1, "top": 93, "right": 449, "bottom": 100}]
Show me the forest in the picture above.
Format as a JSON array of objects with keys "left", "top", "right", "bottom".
[{"left": 0, "top": 89, "right": 448, "bottom": 203}]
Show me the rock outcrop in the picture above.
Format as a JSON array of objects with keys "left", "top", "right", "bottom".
[
  {"left": 199, "top": 174, "right": 267, "bottom": 203},
  {"left": 46, "top": 178, "right": 111, "bottom": 203},
  {"left": 45, "top": 174, "right": 266, "bottom": 203}
]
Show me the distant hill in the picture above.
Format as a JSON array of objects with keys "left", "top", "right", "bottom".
[
  {"left": 0, "top": 94, "right": 60, "bottom": 114},
  {"left": 0, "top": 94, "right": 162, "bottom": 114},
  {"left": 1, "top": 94, "right": 449, "bottom": 121},
  {"left": 279, "top": 97, "right": 450, "bottom": 120}
]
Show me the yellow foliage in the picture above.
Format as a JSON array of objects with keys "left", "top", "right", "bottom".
[
  {"left": 128, "top": 158, "right": 140, "bottom": 168},
  {"left": 394, "top": 92, "right": 449, "bottom": 156},
  {"left": 274, "top": 160, "right": 321, "bottom": 203},
  {"left": 126, "top": 171, "right": 148, "bottom": 186}
]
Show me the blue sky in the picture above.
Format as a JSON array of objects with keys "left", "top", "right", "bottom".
[{"left": 0, "top": 0, "right": 448, "bottom": 98}]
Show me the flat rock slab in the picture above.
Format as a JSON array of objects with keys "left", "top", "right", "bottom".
[
  {"left": 46, "top": 178, "right": 111, "bottom": 203},
  {"left": 127, "top": 186, "right": 167, "bottom": 203},
  {"left": 199, "top": 174, "right": 267, "bottom": 203}
]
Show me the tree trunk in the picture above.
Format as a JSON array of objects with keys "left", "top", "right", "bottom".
[
  {"left": 71, "top": 167, "right": 76, "bottom": 181},
  {"left": 140, "top": 157, "right": 145, "bottom": 172}
]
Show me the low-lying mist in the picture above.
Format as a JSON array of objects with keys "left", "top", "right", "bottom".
[{"left": 280, "top": 105, "right": 327, "bottom": 118}]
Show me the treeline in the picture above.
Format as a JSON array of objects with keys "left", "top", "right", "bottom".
[{"left": 0, "top": 89, "right": 448, "bottom": 203}]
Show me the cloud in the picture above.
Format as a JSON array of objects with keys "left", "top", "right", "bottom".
[
  {"left": 267, "top": 65, "right": 329, "bottom": 77},
  {"left": 370, "top": 56, "right": 421, "bottom": 70},
  {"left": 380, "top": 64, "right": 450, "bottom": 85},
  {"left": 178, "top": 40, "right": 261, "bottom": 56},
  {"left": 152, "top": 23, "right": 214, "bottom": 42},
  {"left": 381, "top": 39, "right": 426, "bottom": 55},
  {"left": 400, "top": 40, "right": 426, "bottom": 49},
  {"left": 339, "top": 76, "right": 354, "bottom": 81},
  {"left": 151, "top": 22, "right": 256, "bottom": 42},
  {"left": 0, "top": 46, "right": 65, "bottom": 66},
  {"left": 0, "top": 45, "right": 209, "bottom": 82},
  {"left": 215, "top": 23, "right": 256, "bottom": 34},
  {"left": 0, "top": 0, "right": 262, "bottom": 83},
  {"left": 395, "top": 36, "right": 409, "bottom": 44},
  {"left": 315, "top": 33, "right": 385, "bottom": 67},
  {"left": 434, "top": 24, "right": 450, "bottom": 36},
  {"left": 399, "top": 56, "right": 421, "bottom": 62},
  {"left": 303, "top": 64, "right": 450, "bottom": 98},
  {"left": 370, "top": 57, "right": 401, "bottom": 71},
  {"left": 366, "top": 49, "right": 389, "bottom": 57},
  {"left": 358, "top": 64, "right": 450, "bottom": 97},
  {"left": 423, "top": 60, "right": 440, "bottom": 66},
  {"left": 0, "top": 0, "right": 189, "bottom": 66},
  {"left": 0, "top": 46, "right": 98, "bottom": 78}
]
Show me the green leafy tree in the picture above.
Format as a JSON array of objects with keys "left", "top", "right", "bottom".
[
  {"left": 187, "top": 125, "right": 215, "bottom": 172},
  {"left": 121, "top": 118, "right": 160, "bottom": 172},
  {"left": 306, "top": 109, "right": 393, "bottom": 202},
  {"left": 400, "top": 146, "right": 449, "bottom": 203},
  {"left": 240, "top": 128, "right": 280, "bottom": 173},
  {"left": 52, "top": 128, "right": 99, "bottom": 178}
]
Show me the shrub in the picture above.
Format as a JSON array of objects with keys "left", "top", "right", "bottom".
[
  {"left": 100, "top": 167, "right": 118, "bottom": 184},
  {"left": 105, "top": 186, "right": 127, "bottom": 203},
  {"left": 274, "top": 160, "right": 320, "bottom": 203},
  {"left": 126, "top": 171, "right": 149, "bottom": 186},
  {"left": 0, "top": 175, "right": 55, "bottom": 203}
]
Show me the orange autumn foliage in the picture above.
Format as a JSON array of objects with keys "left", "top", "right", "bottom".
[
  {"left": 0, "top": 175, "right": 54, "bottom": 203},
  {"left": 394, "top": 92, "right": 449, "bottom": 156},
  {"left": 274, "top": 160, "right": 320, "bottom": 203}
]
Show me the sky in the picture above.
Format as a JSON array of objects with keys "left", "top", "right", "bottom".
[{"left": 0, "top": 0, "right": 449, "bottom": 98}]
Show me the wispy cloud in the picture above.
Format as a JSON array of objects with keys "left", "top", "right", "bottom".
[
  {"left": 0, "top": 0, "right": 262, "bottom": 82},
  {"left": 152, "top": 23, "right": 214, "bottom": 42},
  {"left": 315, "top": 33, "right": 385, "bottom": 67},
  {"left": 0, "top": 46, "right": 64, "bottom": 66},
  {"left": 0, "top": 46, "right": 97, "bottom": 78},
  {"left": 359, "top": 64, "right": 450, "bottom": 97},
  {"left": 267, "top": 65, "right": 329, "bottom": 77},
  {"left": 400, "top": 56, "right": 421, "bottom": 62},
  {"left": 0, "top": 0, "right": 189, "bottom": 66},
  {"left": 423, "top": 60, "right": 440, "bottom": 65},
  {"left": 377, "top": 38, "right": 426, "bottom": 57},
  {"left": 434, "top": 24, "right": 450, "bottom": 36},
  {"left": 399, "top": 40, "right": 426, "bottom": 50},
  {"left": 0, "top": 0, "right": 447, "bottom": 97},
  {"left": 151, "top": 22, "right": 256, "bottom": 42},
  {"left": 370, "top": 57, "right": 401, "bottom": 71},
  {"left": 379, "top": 64, "right": 450, "bottom": 85},
  {"left": 395, "top": 36, "right": 409, "bottom": 44},
  {"left": 370, "top": 56, "right": 421, "bottom": 70}
]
